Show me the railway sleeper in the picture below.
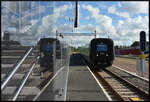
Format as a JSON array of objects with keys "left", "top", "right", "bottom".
[
  {"left": 104, "top": 79, "right": 118, "bottom": 81},
  {"left": 108, "top": 83, "right": 124, "bottom": 86},
  {"left": 115, "top": 89, "right": 132, "bottom": 92},
  {"left": 112, "top": 86, "right": 128, "bottom": 89},
  {"left": 121, "top": 94, "right": 142, "bottom": 99},
  {"left": 105, "top": 80, "right": 120, "bottom": 83},
  {"left": 118, "top": 91, "right": 138, "bottom": 95}
]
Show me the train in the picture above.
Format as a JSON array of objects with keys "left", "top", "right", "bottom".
[
  {"left": 80, "top": 38, "right": 115, "bottom": 67},
  {"left": 39, "top": 38, "right": 61, "bottom": 72}
]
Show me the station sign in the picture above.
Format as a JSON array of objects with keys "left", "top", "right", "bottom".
[{"left": 140, "top": 31, "right": 146, "bottom": 51}]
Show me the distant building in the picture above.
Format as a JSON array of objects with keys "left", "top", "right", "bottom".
[
  {"left": 3, "top": 31, "right": 10, "bottom": 41},
  {"left": 115, "top": 41, "right": 149, "bottom": 55},
  {"left": 130, "top": 41, "right": 149, "bottom": 52}
]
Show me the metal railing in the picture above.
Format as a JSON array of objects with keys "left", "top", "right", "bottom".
[
  {"left": 12, "top": 56, "right": 40, "bottom": 101},
  {"left": 32, "top": 66, "right": 65, "bottom": 101},
  {"left": 1, "top": 47, "right": 33, "bottom": 91}
]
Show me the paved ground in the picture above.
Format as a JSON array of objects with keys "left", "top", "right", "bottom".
[
  {"left": 66, "top": 54, "right": 108, "bottom": 101},
  {"left": 113, "top": 57, "right": 149, "bottom": 79}
]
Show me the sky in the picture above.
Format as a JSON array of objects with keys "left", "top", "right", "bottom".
[{"left": 1, "top": 1, "right": 149, "bottom": 47}]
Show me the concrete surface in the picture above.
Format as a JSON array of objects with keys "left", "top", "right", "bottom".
[{"left": 66, "top": 54, "right": 108, "bottom": 101}]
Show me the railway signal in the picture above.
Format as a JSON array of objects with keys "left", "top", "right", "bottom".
[
  {"left": 137, "top": 31, "right": 146, "bottom": 77},
  {"left": 140, "top": 31, "right": 146, "bottom": 51}
]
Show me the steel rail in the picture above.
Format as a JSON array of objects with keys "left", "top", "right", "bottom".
[
  {"left": 112, "top": 65, "right": 149, "bottom": 81},
  {"left": 95, "top": 68, "right": 149, "bottom": 101},
  {"left": 81, "top": 55, "right": 149, "bottom": 100},
  {"left": 1, "top": 47, "right": 33, "bottom": 91},
  {"left": 110, "top": 65, "right": 149, "bottom": 93},
  {"left": 104, "top": 68, "right": 149, "bottom": 99},
  {"left": 95, "top": 71, "right": 124, "bottom": 101},
  {"left": 116, "top": 55, "right": 149, "bottom": 61},
  {"left": 12, "top": 56, "right": 39, "bottom": 101}
]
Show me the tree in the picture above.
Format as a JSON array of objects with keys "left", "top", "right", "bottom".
[
  {"left": 115, "top": 45, "right": 119, "bottom": 49},
  {"left": 131, "top": 41, "right": 139, "bottom": 47}
]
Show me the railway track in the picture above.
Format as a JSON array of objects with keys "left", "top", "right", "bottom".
[
  {"left": 1, "top": 45, "right": 53, "bottom": 101},
  {"left": 107, "top": 66, "right": 149, "bottom": 93},
  {"left": 81, "top": 54, "right": 149, "bottom": 101},
  {"left": 93, "top": 68, "right": 149, "bottom": 101}
]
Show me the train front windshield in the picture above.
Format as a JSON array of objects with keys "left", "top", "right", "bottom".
[
  {"left": 96, "top": 44, "right": 107, "bottom": 52},
  {"left": 43, "top": 43, "right": 53, "bottom": 52}
]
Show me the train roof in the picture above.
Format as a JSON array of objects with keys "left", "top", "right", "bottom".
[
  {"left": 91, "top": 38, "right": 113, "bottom": 42},
  {"left": 37, "top": 38, "right": 60, "bottom": 45}
]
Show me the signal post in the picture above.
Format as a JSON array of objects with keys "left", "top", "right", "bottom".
[{"left": 138, "top": 31, "right": 146, "bottom": 77}]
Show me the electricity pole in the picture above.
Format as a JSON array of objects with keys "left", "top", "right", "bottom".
[{"left": 74, "top": 0, "right": 78, "bottom": 28}]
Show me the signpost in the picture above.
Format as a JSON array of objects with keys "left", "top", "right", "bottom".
[{"left": 137, "top": 31, "right": 146, "bottom": 77}]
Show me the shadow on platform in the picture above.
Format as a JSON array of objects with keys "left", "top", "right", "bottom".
[{"left": 69, "top": 54, "right": 86, "bottom": 66}]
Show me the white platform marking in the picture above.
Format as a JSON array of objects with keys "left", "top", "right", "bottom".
[
  {"left": 112, "top": 65, "right": 149, "bottom": 81},
  {"left": 86, "top": 66, "right": 112, "bottom": 101}
]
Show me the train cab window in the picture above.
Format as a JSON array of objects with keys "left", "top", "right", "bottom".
[
  {"left": 96, "top": 44, "right": 107, "bottom": 52},
  {"left": 43, "top": 42, "right": 53, "bottom": 52}
]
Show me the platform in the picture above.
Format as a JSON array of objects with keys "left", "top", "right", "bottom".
[{"left": 66, "top": 54, "right": 108, "bottom": 101}]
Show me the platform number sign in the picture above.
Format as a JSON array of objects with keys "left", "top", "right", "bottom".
[{"left": 140, "top": 31, "right": 146, "bottom": 51}]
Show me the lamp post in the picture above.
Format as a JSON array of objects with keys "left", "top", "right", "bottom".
[
  {"left": 56, "top": 30, "right": 58, "bottom": 39},
  {"left": 94, "top": 30, "right": 96, "bottom": 38}
]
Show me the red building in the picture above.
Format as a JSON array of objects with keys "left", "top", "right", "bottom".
[{"left": 115, "top": 48, "right": 141, "bottom": 55}]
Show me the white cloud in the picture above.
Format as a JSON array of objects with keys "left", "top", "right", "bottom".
[
  {"left": 82, "top": 4, "right": 100, "bottom": 18},
  {"left": 85, "top": 16, "right": 90, "bottom": 20},
  {"left": 118, "top": 2, "right": 122, "bottom": 7},
  {"left": 118, "top": 12, "right": 130, "bottom": 18},
  {"left": 81, "top": 4, "right": 148, "bottom": 46},
  {"left": 2, "top": 2, "right": 73, "bottom": 45},
  {"left": 57, "top": 24, "right": 72, "bottom": 32},
  {"left": 115, "top": 15, "right": 149, "bottom": 45},
  {"left": 21, "top": 5, "right": 46, "bottom": 23},
  {"left": 19, "top": 19, "right": 39, "bottom": 33},
  {"left": 108, "top": 6, "right": 130, "bottom": 18},
  {"left": 121, "top": 1, "right": 148, "bottom": 14},
  {"left": 73, "top": 28, "right": 80, "bottom": 33},
  {"left": 4, "top": 2, "right": 31, "bottom": 15},
  {"left": 80, "top": 24, "right": 95, "bottom": 32},
  {"left": 72, "top": 24, "right": 96, "bottom": 33},
  {"left": 2, "top": 2, "right": 47, "bottom": 34},
  {"left": 38, "top": 4, "right": 72, "bottom": 35},
  {"left": 97, "top": 4, "right": 107, "bottom": 9},
  {"left": 82, "top": 4, "right": 117, "bottom": 37},
  {"left": 108, "top": 6, "right": 116, "bottom": 14},
  {"left": 2, "top": 2, "right": 149, "bottom": 46},
  {"left": 66, "top": 36, "right": 94, "bottom": 47},
  {"left": 78, "top": 4, "right": 82, "bottom": 25},
  {"left": 31, "top": 19, "right": 39, "bottom": 26}
]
